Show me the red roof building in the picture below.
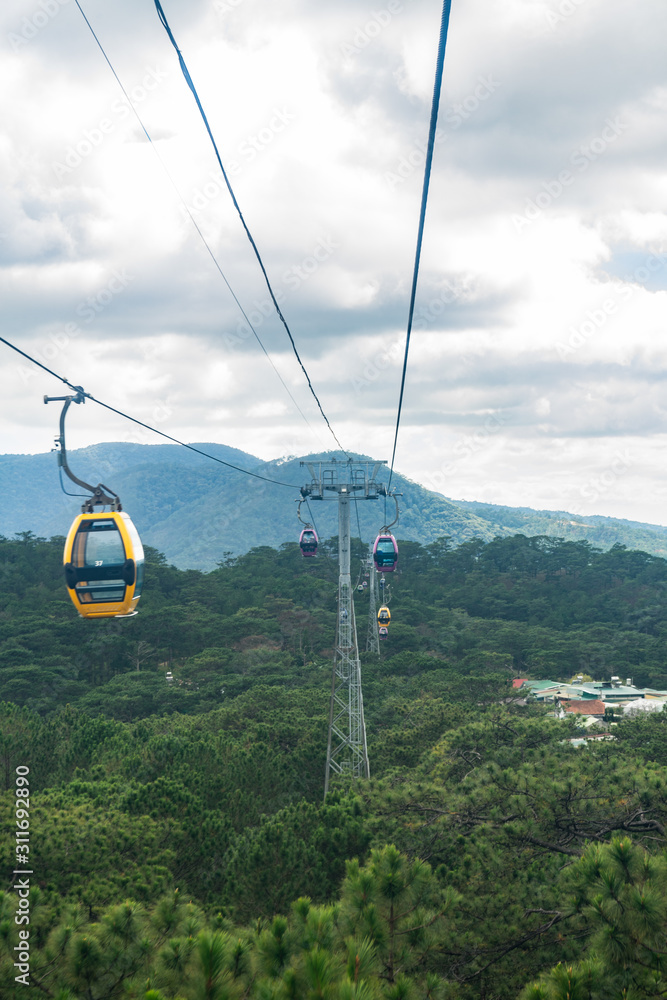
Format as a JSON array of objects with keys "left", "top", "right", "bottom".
[
  {"left": 512, "top": 678, "right": 528, "bottom": 689},
  {"left": 560, "top": 699, "right": 605, "bottom": 717}
]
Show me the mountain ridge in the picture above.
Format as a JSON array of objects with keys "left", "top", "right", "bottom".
[{"left": 2, "top": 443, "right": 666, "bottom": 569}]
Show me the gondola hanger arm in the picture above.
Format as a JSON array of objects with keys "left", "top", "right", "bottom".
[
  {"left": 295, "top": 499, "right": 313, "bottom": 528},
  {"left": 377, "top": 490, "right": 401, "bottom": 531},
  {"left": 44, "top": 391, "right": 121, "bottom": 511}
]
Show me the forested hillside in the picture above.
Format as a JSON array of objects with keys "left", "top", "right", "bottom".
[
  {"left": 4, "top": 444, "right": 667, "bottom": 568},
  {"left": 0, "top": 446, "right": 500, "bottom": 568},
  {"left": 2, "top": 531, "right": 667, "bottom": 998}
]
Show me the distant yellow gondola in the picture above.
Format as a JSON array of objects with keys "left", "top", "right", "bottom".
[
  {"left": 378, "top": 605, "right": 391, "bottom": 627},
  {"left": 64, "top": 511, "right": 144, "bottom": 618}
]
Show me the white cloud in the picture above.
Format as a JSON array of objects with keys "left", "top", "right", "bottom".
[{"left": 1, "top": 0, "right": 667, "bottom": 527}]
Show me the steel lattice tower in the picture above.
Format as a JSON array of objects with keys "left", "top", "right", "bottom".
[
  {"left": 326, "top": 491, "right": 369, "bottom": 791},
  {"left": 299, "top": 460, "right": 387, "bottom": 797}
]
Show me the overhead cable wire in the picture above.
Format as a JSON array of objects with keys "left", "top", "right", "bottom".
[
  {"left": 151, "top": 0, "right": 347, "bottom": 455},
  {"left": 72, "top": 1, "right": 325, "bottom": 451},
  {"left": 387, "top": 0, "right": 453, "bottom": 493},
  {"left": 0, "top": 336, "right": 299, "bottom": 490}
]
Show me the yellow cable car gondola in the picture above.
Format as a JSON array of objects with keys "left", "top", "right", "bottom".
[
  {"left": 378, "top": 605, "right": 391, "bottom": 627},
  {"left": 46, "top": 390, "right": 145, "bottom": 619},
  {"left": 64, "top": 511, "right": 144, "bottom": 618}
]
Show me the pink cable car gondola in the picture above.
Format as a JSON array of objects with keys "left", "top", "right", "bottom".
[
  {"left": 299, "top": 526, "right": 318, "bottom": 557},
  {"left": 373, "top": 532, "right": 398, "bottom": 572}
]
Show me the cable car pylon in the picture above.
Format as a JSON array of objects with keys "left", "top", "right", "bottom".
[{"left": 300, "top": 459, "right": 395, "bottom": 798}]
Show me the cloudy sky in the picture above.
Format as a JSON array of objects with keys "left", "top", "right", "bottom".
[{"left": 2, "top": 0, "right": 667, "bottom": 524}]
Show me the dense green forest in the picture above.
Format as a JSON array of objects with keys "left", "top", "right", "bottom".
[{"left": 3, "top": 530, "right": 667, "bottom": 998}]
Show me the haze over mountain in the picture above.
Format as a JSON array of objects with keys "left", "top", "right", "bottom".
[{"left": 2, "top": 443, "right": 667, "bottom": 571}]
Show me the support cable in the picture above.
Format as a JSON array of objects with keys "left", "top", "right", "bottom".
[
  {"left": 0, "top": 336, "right": 298, "bottom": 490},
  {"left": 152, "top": 0, "right": 347, "bottom": 455},
  {"left": 387, "top": 0, "right": 453, "bottom": 493},
  {"left": 73, "top": 0, "right": 325, "bottom": 450}
]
